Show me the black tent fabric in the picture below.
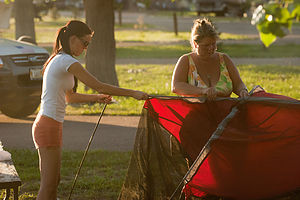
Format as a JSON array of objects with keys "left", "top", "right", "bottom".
[{"left": 118, "top": 89, "right": 300, "bottom": 200}]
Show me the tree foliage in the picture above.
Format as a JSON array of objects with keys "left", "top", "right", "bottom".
[{"left": 251, "top": 0, "right": 300, "bottom": 47}]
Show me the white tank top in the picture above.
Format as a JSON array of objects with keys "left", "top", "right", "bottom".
[{"left": 39, "top": 53, "right": 78, "bottom": 122}]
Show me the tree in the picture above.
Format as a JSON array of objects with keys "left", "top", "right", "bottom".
[
  {"left": 84, "top": 0, "right": 119, "bottom": 86},
  {"left": 251, "top": 0, "right": 300, "bottom": 47},
  {"left": 115, "top": 0, "right": 124, "bottom": 26},
  {"left": 14, "top": 0, "right": 36, "bottom": 42}
]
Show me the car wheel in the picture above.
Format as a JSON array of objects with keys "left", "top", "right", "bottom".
[{"left": 0, "top": 98, "right": 40, "bottom": 118}]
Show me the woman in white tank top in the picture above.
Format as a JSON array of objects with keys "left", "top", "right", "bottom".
[{"left": 32, "top": 20, "right": 148, "bottom": 200}]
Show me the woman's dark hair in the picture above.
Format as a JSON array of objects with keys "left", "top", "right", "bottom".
[{"left": 43, "top": 20, "right": 93, "bottom": 92}]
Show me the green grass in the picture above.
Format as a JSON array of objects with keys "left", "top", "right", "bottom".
[
  {"left": 42, "top": 43, "right": 300, "bottom": 60},
  {"left": 238, "top": 65, "right": 300, "bottom": 98},
  {"left": 1, "top": 16, "right": 300, "bottom": 117},
  {"left": 1, "top": 16, "right": 252, "bottom": 44},
  {"left": 116, "top": 30, "right": 252, "bottom": 43},
  {"left": 1, "top": 17, "right": 81, "bottom": 43},
  {"left": 0, "top": 149, "right": 131, "bottom": 200},
  {"left": 117, "top": 45, "right": 189, "bottom": 58},
  {"left": 116, "top": 44, "right": 300, "bottom": 59},
  {"left": 64, "top": 64, "right": 300, "bottom": 116},
  {"left": 1, "top": 12, "right": 300, "bottom": 200},
  {"left": 66, "top": 64, "right": 176, "bottom": 115},
  {"left": 218, "top": 44, "right": 300, "bottom": 58},
  {"left": 115, "top": 30, "right": 189, "bottom": 42}
]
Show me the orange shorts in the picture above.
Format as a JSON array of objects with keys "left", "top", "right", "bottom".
[{"left": 32, "top": 114, "right": 63, "bottom": 149}]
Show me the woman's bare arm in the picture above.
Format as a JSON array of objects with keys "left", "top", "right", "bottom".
[
  {"left": 65, "top": 90, "right": 111, "bottom": 104},
  {"left": 223, "top": 54, "right": 249, "bottom": 97},
  {"left": 67, "top": 62, "right": 148, "bottom": 100}
]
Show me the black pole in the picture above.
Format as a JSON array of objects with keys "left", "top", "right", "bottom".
[
  {"left": 68, "top": 103, "right": 108, "bottom": 200},
  {"left": 173, "top": 11, "right": 178, "bottom": 36}
]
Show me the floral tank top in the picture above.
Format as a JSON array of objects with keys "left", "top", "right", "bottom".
[{"left": 187, "top": 53, "right": 233, "bottom": 96}]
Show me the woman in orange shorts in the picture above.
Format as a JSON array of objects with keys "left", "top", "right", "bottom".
[
  {"left": 32, "top": 115, "right": 62, "bottom": 148},
  {"left": 32, "top": 20, "right": 148, "bottom": 200}
]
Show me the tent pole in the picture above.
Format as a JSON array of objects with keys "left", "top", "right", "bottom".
[{"left": 67, "top": 103, "right": 108, "bottom": 200}]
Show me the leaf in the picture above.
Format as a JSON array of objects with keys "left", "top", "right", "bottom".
[
  {"left": 258, "top": 30, "right": 277, "bottom": 47},
  {"left": 268, "top": 22, "right": 288, "bottom": 37},
  {"left": 276, "top": 7, "right": 291, "bottom": 22},
  {"left": 264, "top": 2, "right": 280, "bottom": 15},
  {"left": 292, "top": 5, "right": 300, "bottom": 20},
  {"left": 294, "top": 0, "right": 300, "bottom": 5},
  {"left": 257, "top": 21, "right": 271, "bottom": 34},
  {"left": 253, "top": 1, "right": 296, "bottom": 48}
]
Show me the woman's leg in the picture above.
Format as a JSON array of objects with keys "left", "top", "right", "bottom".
[{"left": 36, "top": 146, "right": 61, "bottom": 200}]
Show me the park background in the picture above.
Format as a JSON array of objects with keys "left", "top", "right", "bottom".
[{"left": 1, "top": 0, "right": 300, "bottom": 199}]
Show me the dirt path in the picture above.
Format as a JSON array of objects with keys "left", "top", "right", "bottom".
[{"left": 0, "top": 114, "right": 140, "bottom": 152}]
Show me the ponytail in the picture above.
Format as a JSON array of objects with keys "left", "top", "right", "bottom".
[
  {"left": 42, "top": 20, "right": 93, "bottom": 92},
  {"left": 43, "top": 26, "right": 67, "bottom": 73}
]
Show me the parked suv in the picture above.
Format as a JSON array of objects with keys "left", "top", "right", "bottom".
[
  {"left": 0, "top": 37, "right": 49, "bottom": 118},
  {"left": 194, "top": 0, "right": 247, "bottom": 17}
]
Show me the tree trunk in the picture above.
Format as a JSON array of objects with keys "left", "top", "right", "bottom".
[
  {"left": 14, "top": 0, "right": 36, "bottom": 42},
  {"left": 84, "top": 0, "right": 118, "bottom": 86}
]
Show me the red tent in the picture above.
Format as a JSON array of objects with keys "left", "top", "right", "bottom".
[{"left": 144, "top": 89, "right": 300, "bottom": 199}]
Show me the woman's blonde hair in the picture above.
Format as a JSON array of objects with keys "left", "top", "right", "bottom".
[{"left": 190, "top": 18, "right": 218, "bottom": 51}]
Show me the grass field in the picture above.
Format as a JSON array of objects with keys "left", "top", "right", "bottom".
[
  {"left": 0, "top": 149, "right": 131, "bottom": 200},
  {"left": 66, "top": 64, "right": 300, "bottom": 116},
  {"left": 116, "top": 44, "right": 300, "bottom": 58},
  {"left": 1, "top": 17, "right": 250, "bottom": 43},
  {"left": 1, "top": 13, "right": 300, "bottom": 200}
]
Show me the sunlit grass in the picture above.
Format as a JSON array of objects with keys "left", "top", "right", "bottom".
[
  {"left": 65, "top": 64, "right": 300, "bottom": 116},
  {"left": 238, "top": 65, "right": 300, "bottom": 98},
  {"left": 117, "top": 45, "right": 189, "bottom": 58},
  {"left": 0, "top": 149, "right": 130, "bottom": 200},
  {"left": 1, "top": 16, "right": 252, "bottom": 44},
  {"left": 115, "top": 30, "right": 252, "bottom": 42},
  {"left": 220, "top": 32, "right": 252, "bottom": 40},
  {"left": 1, "top": 15, "right": 299, "bottom": 117},
  {"left": 40, "top": 42, "right": 300, "bottom": 60},
  {"left": 115, "top": 30, "right": 189, "bottom": 42},
  {"left": 116, "top": 44, "right": 300, "bottom": 58},
  {"left": 1, "top": 17, "right": 78, "bottom": 42},
  {"left": 66, "top": 64, "right": 176, "bottom": 115},
  {"left": 218, "top": 44, "right": 300, "bottom": 58}
]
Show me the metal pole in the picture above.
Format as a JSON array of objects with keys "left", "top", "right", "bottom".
[{"left": 67, "top": 103, "right": 108, "bottom": 200}]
